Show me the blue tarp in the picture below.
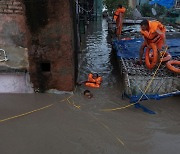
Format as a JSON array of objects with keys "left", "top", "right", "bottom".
[
  {"left": 125, "top": 91, "right": 180, "bottom": 114},
  {"left": 113, "top": 38, "right": 180, "bottom": 59},
  {"left": 113, "top": 38, "right": 180, "bottom": 114},
  {"left": 149, "top": 0, "right": 175, "bottom": 9}
]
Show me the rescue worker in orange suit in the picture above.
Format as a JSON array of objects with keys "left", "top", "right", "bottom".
[
  {"left": 138, "top": 19, "right": 166, "bottom": 65},
  {"left": 113, "top": 4, "right": 126, "bottom": 39},
  {"left": 85, "top": 73, "right": 102, "bottom": 88}
]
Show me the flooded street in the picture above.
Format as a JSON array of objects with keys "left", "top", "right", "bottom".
[
  {"left": 75, "top": 19, "right": 180, "bottom": 153},
  {"left": 0, "top": 19, "right": 180, "bottom": 154},
  {"left": 78, "top": 19, "right": 119, "bottom": 87}
]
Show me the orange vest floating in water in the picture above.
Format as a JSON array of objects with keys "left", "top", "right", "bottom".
[{"left": 85, "top": 73, "right": 102, "bottom": 88}]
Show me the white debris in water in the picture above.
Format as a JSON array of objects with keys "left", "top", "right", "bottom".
[
  {"left": 46, "top": 89, "right": 73, "bottom": 94},
  {"left": 166, "top": 26, "right": 178, "bottom": 32},
  {"left": 122, "top": 25, "right": 141, "bottom": 33}
]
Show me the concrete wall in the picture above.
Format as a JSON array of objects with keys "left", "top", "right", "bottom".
[
  {"left": 137, "top": 0, "right": 149, "bottom": 5},
  {"left": 129, "top": 0, "right": 137, "bottom": 8},
  {"left": 129, "top": 0, "right": 149, "bottom": 8}
]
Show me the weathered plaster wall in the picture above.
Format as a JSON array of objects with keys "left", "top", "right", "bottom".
[{"left": 0, "top": 0, "right": 30, "bottom": 47}]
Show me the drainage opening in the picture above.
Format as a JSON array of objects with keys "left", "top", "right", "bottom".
[{"left": 41, "top": 62, "right": 51, "bottom": 72}]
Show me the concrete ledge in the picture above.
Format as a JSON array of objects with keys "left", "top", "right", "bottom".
[{"left": 0, "top": 46, "right": 29, "bottom": 72}]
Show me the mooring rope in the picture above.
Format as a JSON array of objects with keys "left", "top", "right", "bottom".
[{"left": 101, "top": 46, "right": 169, "bottom": 112}]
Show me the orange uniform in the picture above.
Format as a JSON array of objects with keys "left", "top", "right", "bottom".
[
  {"left": 85, "top": 73, "right": 102, "bottom": 88},
  {"left": 113, "top": 7, "right": 126, "bottom": 36},
  {"left": 141, "top": 20, "right": 166, "bottom": 49},
  {"left": 113, "top": 7, "right": 126, "bottom": 21}
]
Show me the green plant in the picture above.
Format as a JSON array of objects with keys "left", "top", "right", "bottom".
[
  {"left": 103, "top": 0, "right": 128, "bottom": 15},
  {"left": 125, "top": 7, "right": 133, "bottom": 19},
  {"left": 140, "top": 3, "right": 153, "bottom": 17},
  {"left": 155, "top": 5, "right": 167, "bottom": 16}
]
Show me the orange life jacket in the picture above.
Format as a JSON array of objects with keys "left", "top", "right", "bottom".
[
  {"left": 141, "top": 20, "right": 166, "bottom": 44},
  {"left": 113, "top": 7, "right": 126, "bottom": 21},
  {"left": 85, "top": 73, "right": 102, "bottom": 88}
]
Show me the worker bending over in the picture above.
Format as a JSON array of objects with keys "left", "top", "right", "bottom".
[
  {"left": 113, "top": 4, "right": 126, "bottom": 39},
  {"left": 139, "top": 19, "right": 166, "bottom": 64}
]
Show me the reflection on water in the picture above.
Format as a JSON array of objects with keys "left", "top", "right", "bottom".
[
  {"left": 76, "top": 19, "right": 180, "bottom": 154},
  {"left": 78, "top": 19, "right": 119, "bottom": 87}
]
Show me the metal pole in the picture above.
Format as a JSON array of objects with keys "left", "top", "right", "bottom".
[
  {"left": 175, "top": 0, "right": 177, "bottom": 8},
  {"left": 96, "top": 0, "right": 97, "bottom": 20}
]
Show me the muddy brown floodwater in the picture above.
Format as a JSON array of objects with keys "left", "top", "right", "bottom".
[
  {"left": 0, "top": 19, "right": 179, "bottom": 154},
  {"left": 76, "top": 19, "right": 180, "bottom": 153}
]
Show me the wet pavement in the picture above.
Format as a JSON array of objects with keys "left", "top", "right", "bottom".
[{"left": 0, "top": 19, "right": 180, "bottom": 154}]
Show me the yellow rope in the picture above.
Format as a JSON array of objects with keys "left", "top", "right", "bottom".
[
  {"left": 102, "top": 46, "right": 168, "bottom": 112},
  {"left": 0, "top": 104, "right": 54, "bottom": 123},
  {"left": 0, "top": 95, "right": 75, "bottom": 123},
  {"left": 0, "top": 47, "right": 168, "bottom": 122},
  {"left": 89, "top": 113, "right": 125, "bottom": 146},
  {"left": 60, "top": 95, "right": 74, "bottom": 102},
  {"left": 67, "top": 95, "right": 81, "bottom": 109}
]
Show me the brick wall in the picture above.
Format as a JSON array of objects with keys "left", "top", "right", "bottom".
[
  {"left": 27, "top": 0, "right": 76, "bottom": 92},
  {"left": 0, "top": 0, "right": 23, "bottom": 15},
  {"left": 0, "top": 0, "right": 30, "bottom": 47}
]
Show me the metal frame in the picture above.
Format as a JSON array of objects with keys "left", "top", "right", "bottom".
[{"left": 120, "top": 57, "right": 180, "bottom": 98}]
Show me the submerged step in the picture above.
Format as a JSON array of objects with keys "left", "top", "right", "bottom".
[
  {"left": 0, "top": 72, "right": 33, "bottom": 93},
  {"left": 0, "top": 46, "right": 34, "bottom": 93}
]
